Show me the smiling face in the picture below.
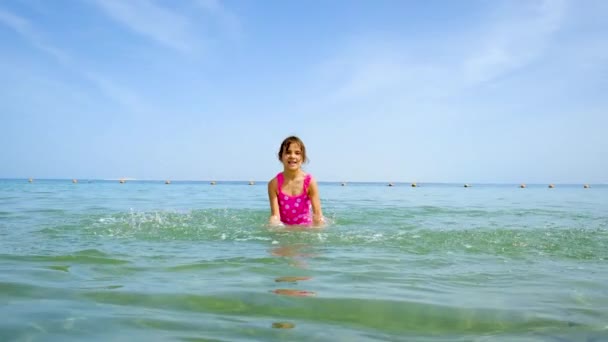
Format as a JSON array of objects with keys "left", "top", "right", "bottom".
[
  {"left": 277, "top": 136, "right": 308, "bottom": 169},
  {"left": 281, "top": 142, "right": 304, "bottom": 171}
]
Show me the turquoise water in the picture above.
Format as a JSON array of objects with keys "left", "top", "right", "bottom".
[{"left": 1, "top": 179, "right": 607, "bottom": 341}]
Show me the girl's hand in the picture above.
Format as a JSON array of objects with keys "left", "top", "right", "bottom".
[
  {"left": 268, "top": 215, "right": 282, "bottom": 226},
  {"left": 312, "top": 215, "right": 325, "bottom": 227}
]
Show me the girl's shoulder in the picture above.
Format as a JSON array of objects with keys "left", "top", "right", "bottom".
[
  {"left": 268, "top": 175, "right": 279, "bottom": 189},
  {"left": 268, "top": 172, "right": 286, "bottom": 190},
  {"left": 269, "top": 172, "right": 283, "bottom": 182}
]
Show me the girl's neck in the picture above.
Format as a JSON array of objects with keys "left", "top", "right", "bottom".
[{"left": 282, "top": 169, "right": 303, "bottom": 180}]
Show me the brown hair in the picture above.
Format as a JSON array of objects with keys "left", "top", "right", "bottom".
[{"left": 278, "top": 136, "right": 308, "bottom": 164}]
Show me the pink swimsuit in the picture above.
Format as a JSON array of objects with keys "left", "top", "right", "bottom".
[{"left": 277, "top": 172, "right": 312, "bottom": 225}]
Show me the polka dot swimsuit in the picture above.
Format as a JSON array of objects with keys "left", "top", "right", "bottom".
[{"left": 277, "top": 172, "right": 312, "bottom": 225}]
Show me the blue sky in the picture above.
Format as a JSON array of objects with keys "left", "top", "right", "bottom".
[{"left": 1, "top": 0, "right": 606, "bottom": 183}]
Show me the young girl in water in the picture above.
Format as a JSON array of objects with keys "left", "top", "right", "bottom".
[{"left": 268, "top": 136, "right": 324, "bottom": 226}]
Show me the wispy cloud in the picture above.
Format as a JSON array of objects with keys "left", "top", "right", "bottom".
[
  {"left": 322, "top": 52, "right": 408, "bottom": 101},
  {"left": 194, "top": 0, "right": 241, "bottom": 39},
  {"left": 82, "top": 71, "right": 148, "bottom": 114},
  {"left": 0, "top": 7, "right": 145, "bottom": 113},
  {"left": 92, "top": 0, "right": 197, "bottom": 52},
  {"left": 311, "top": 37, "right": 455, "bottom": 108},
  {"left": 311, "top": 0, "right": 569, "bottom": 107},
  {"left": 0, "top": 8, "right": 71, "bottom": 63},
  {"left": 0, "top": 8, "right": 28, "bottom": 33},
  {"left": 92, "top": 0, "right": 240, "bottom": 53},
  {"left": 461, "top": 0, "right": 567, "bottom": 85}
]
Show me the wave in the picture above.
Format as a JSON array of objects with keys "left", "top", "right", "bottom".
[{"left": 33, "top": 208, "right": 608, "bottom": 261}]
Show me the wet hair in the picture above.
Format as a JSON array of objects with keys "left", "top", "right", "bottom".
[{"left": 278, "top": 136, "right": 308, "bottom": 164}]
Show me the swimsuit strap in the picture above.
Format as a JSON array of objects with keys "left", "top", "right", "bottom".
[
  {"left": 303, "top": 174, "right": 311, "bottom": 194},
  {"left": 276, "top": 172, "right": 284, "bottom": 191}
]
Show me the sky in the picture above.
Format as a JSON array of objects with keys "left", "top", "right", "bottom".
[{"left": 1, "top": 0, "right": 607, "bottom": 184}]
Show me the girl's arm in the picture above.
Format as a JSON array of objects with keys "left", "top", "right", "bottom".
[
  {"left": 267, "top": 178, "right": 281, "bottom": 225},
  {"left": 308, "top": 177, "right": 325, "bottom": 226}
]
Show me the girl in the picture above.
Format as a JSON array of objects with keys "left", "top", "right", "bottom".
[{"left": 268, "top": 136, "right": 324, "bottom": 227}]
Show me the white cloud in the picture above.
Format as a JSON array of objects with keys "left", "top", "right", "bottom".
[
  {"left": 81, "top": 71, "right": 148, "bottom": 114},
  {"left": 0, "top": 8, "right": 28, "bottom": 32},
  {"left": 310, "top": 37, "right": 456, "bottom": 111},
  {"left": 0, "top": 8, "right": 71, "bottom": 63},
  {"left": 309, "top": 0, "right": 571, "bottom": 111},
  {"left": 0, "top": 7, "right": 145, "bottom": 113},
  {"left": 92, "top": 0, "right": 241, "bottom": 53},
  {"left": 461, "top": 0, "right": 568, "bottom": 86},
  {"left": 193, "top": 0, "right": 241, "bottom": 39},
  {"left": 92, "top": 0, "right": 196, "bottom": 52}
]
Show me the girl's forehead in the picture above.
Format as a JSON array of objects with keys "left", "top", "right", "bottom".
[{"left": 285, "top": 142, "right": 302, "bottom": 151}]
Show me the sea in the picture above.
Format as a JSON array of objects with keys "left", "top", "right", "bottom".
[{"left": 0, "top": 179, "right": 606, "bottom": 341}]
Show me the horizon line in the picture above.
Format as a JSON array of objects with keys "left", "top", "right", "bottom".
[{"left": 1, "top": 177, "right": 604, "bottom": 185}]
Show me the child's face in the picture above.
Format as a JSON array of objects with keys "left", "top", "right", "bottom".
[{"left": 281, "top": 143, "right": 303, "bottom": 171}]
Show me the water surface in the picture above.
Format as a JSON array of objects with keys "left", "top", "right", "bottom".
[{"left": 1, "top": 179, "right": 607, "bottom": 341}]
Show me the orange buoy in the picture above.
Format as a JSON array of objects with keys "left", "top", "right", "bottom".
[
  {"left": 275, "top": 276, "right": 312, "bottom": 283},
  {"left": 272, "top": 322, "right": 295, "bottom": 329},
  {"left": 272, "top": 289, "right": 316, "bottom": 297}
]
